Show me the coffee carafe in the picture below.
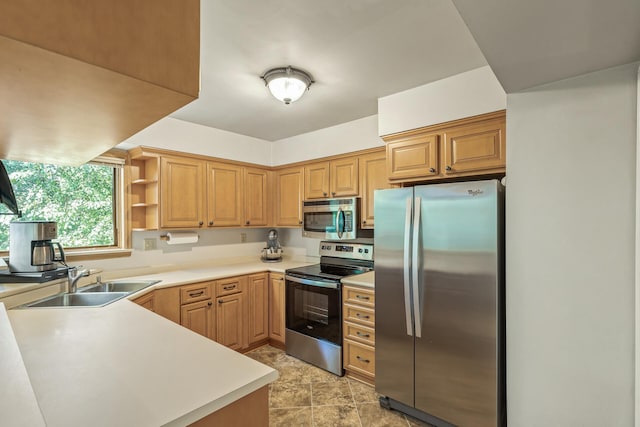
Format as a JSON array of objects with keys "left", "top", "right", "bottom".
[{"left": 9, "top": 221, "right": 66, "bottom": 273}]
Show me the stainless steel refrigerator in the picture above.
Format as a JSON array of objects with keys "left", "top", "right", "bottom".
[{"left": 374, "top": 179, "right": 505, "bottom": 427}]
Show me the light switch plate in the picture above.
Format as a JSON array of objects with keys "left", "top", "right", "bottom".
[{"left": 240, "top": 233, "right": 247, "bottom": 243}]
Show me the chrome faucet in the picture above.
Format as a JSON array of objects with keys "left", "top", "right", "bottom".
[{"left": 68, "top": 266, "right": 90, "bottom": 293}]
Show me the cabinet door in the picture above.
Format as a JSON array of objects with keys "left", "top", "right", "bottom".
[
  {"left": 386, "top": 134, "right": 439, "bottom": 181},
  {"left": 216, "top": 292, "right": 246, "bottom": 350},
  {"left": 330, "top": 157, "right": 358, "bottom": 197},
  {"left": 181, "top": 299, "right": 215, "bottom": 340},
  {"left": 133, "top": 291, "right": 155, "bottom": 311},
  {"left": 275, "top": 167, "right": 304, "bottom": 227},
  {"left": 206, "top": 162, "right": 243, "bottom": 227},
  {"left": 358, "top": 150, "right": 390, "bottom": 229},
  {"left": 304, "top": 162, "right": 330, "bottom": 199},
  {"left": 248, "top": 273, "right": 269, "bottom": 345},
  {"left": 160, "top": 156, "right": 205, "bottom": 228},
  {"left": 442, "top": 116, "right": 506, "bottom": 176},
  {"left": 268, "top": 273, "right": 286, "bottom": 345},
  {"left": 154, "top": 286, "right": 181, "bottom": 324},
  {"left": 244, "top": 168, "right": 269, "bottom": 226}
]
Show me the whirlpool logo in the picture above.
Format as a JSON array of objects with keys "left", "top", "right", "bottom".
[{"left": 468, "top": 189, "right": 484, "bottom": 196}]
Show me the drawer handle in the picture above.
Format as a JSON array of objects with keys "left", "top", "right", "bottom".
[
  {"left": 355, "top": 295, "right": 370, "bottom": 301},
  {"left": 356, "top": 355, "right": 370, "bottom": 363},
  {"left": 356, "top": 313, "right": 370, "bottom": 319},
  {"left": 223, "top": 285, "right": 236, "bottom": 290},
  {"left": 356, "top": 331, "right": 370, "bottom": 338},
  {"left": 189, "top": 291, "right": 204, "bottom": 297}
]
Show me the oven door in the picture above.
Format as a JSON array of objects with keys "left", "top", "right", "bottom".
[{"left": 285, "top": 275, "right": 342, "bottom": 346}]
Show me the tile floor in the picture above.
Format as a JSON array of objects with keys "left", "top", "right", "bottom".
[{"left": 246, "top": 345, "right": 433, "bottom": 427}]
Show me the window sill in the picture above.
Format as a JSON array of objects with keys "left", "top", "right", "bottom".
[{"left": 64, "top": 248, "right": 132, "bottom": 262}]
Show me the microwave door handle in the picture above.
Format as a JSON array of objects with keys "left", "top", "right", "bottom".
[{"left": 337, "top": 208, "right": 344, "bottom": 238}]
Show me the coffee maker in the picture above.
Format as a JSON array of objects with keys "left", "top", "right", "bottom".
[{"left": 9, "top": 221, "right": 66, "bottom": 273}]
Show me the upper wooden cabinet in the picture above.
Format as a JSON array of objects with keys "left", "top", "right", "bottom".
[
  {"left": 0, "top": 0, "right": 199, "bottom": 166},
  {"left": 386, "top": 133, "right": 439, "bottom": 181},
  {"left": 206, "top": 162, "right": 244, "bottom": 227},
  {"left": 160, "top": 156, "right": 206, "bottom": 229},
  {"left": 384, "top": 110, "right": 506, "bottom": 183},
  {"left": 275, "top": 167, "right": 304, "bottom": 227},
  {"left": 359, "top": 149, "right": 392, "bottom": 229},
  {"left": 244, "top": 168, "right": 270, "bottom": 227},
  {"left": 304, "top": 157, "right": 359, "bottom": 199},
  {"left": 442, "top": 118, "right": 506, "bottom": 176}
]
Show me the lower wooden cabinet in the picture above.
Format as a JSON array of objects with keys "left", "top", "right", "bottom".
[
  {"left": 132, "top": 292, "right": 154, "bottom": 311},
  {"left": 134, "top": 271, "right": 284, "bottom": 352},
  {"left": 181, "top": 299, "right": 215, "bottom": 340},
  {"left": 248, "top": 273, "right": 269, "bottom": 345},
  {"left": 268, "top": 272, "right": 286, "bottom": 346},
  {"left": 343, "top": 285, "right": 375, "bottom": 384},
  {"left": 216, "top": 291, "right": 246, "bottom": 351}
]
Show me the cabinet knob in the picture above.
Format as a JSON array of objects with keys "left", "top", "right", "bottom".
[
  {"left": 199, "top": 221, "right": 204, "bottom": 226},
  {"left": 363, "top": 220, "right": 367, "bottom": 224},
  {"left": 323, "top": 192, "right": 327, "bottom": 196},
  {"left": 208, "top": 220, "right": 214, "bottom": 226},
  {"left": 446, "top": 166, "right": 452, "bottom": 172},
  {"left": 218, "top": 299, "right": 223, "bottom": 304},
  {"left": 331, "top": 192, "right": 336, "bottom": 196},
  {"left": 299, "top": 220, "right": 303, "bottom": 225},
  {"left": 207, "top": 301, "right": 213, "bottom": 306},
  {"left": 246, "top": 221, "right": 250, "bottom": 225},
  {"left": 429, "top": 168, "right": 436, "bottom": 173}
]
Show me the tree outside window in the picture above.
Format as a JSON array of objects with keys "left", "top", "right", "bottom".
[{"left": 0, "top": 160, "right": 116, "bottom": 251}]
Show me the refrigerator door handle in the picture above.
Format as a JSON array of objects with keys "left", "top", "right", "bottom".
[
  {"left": 403, "top": 197, "right": 413, "bottom": 336},
  {"left": 412, "top": 196, "right": 422, "bottom": 338}
]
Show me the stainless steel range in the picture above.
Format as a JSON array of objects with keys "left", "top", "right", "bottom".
[{"left": 285, "top": 241, "right": 374, "bottom": 376}]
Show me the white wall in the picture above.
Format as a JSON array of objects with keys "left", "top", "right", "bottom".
[
  {"left": 271, "top": 115, "right": 382, "bottom": 166},
  {"left": 118, "top": 117, "right": 271, "bottom": 165},
  {"left": 377, "top": 66, "right": 506, "bottom": 136},
  {"left": 506, "top": 62, "right": 638, "bottom": 426}
]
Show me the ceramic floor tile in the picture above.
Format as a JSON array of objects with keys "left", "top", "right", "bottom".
[
  {"left": 269, "top": 407, "right": 313, "bottom": 427},
  {"left": 311, "top": 381, "right": 354, "bottom": 406},
  {"left": 312, "top": 404, "right": 361, "bottom": 427},
  {"left": 356, "top": 402, "right": 409, "bottom": 427},
  {"left": 348, "top": 378, "right": 379, "bottom": 403},
  {"left": 269, "top": 382, "right": 312, "bottom": 408}
]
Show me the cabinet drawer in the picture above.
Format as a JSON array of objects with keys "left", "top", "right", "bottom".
[
  {"left": 180, "top": 282, "right": 212, "bottom": 304},
  {"left": 216, "top": 277, "right": 242, "bottom": 297},
  {"left": 343, "top": 286, "right": 375, "bottom": 308},
  {"left": 344, "top": 304, "right": 375, "bottom": 328},
  {"left": 344, "top": 340, "right": 375, "bottom": 377},
  {"left": 344, "top": 321, "right": 375, "bottom": 346}
]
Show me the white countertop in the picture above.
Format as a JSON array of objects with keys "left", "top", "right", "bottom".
[
  {"left": 2, "top": 257, "right": 318, "bottom": 427},
  {"left": 341, "top": 270, "right": 375, "bottom": 289}
]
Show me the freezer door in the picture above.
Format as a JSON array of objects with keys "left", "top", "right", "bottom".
[
  {"left": 414, "top": 180, "right": 503, "bottom": 426},
  {"left": 374, "top": 187, "right": 416, "bottom": 407}
]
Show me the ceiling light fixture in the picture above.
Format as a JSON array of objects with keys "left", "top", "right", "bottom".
[{"left": 261, "top": 66, "right": 314, "bottom": 105}]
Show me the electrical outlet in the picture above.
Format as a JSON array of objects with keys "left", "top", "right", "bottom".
[
  {"left": 143, "top": 238, "right": 157, "bottom": 251},
  {"left": 240, "top": 233, "right": 247, "bottom": 243}
]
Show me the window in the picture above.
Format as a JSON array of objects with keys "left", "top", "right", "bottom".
[{"left": 0, "top": 159, "right": 123, "bottom": 251}]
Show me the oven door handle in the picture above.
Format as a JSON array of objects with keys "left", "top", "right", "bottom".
[{"left": 285, "top": 275, "right": 339, "bottom": 289}]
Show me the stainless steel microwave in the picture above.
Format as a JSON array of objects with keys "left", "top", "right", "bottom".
[{"left": 302, "top": 197, "right": 360, "bottom": 240}]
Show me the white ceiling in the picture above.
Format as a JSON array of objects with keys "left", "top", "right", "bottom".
[
  {"left": 452, "top": 0, "right": 640, "bottom": 92},
  {"left": 168, "top": 0, "right": 640, "bottom": 143},
  {"left": 170, "top": 0, "right": 488, "bottom": 141}
]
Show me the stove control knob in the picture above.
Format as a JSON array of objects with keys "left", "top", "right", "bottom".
[
  {"left": 358, "top": 248, "right": 363, "bottom": 253},
  {"left": 365, "top": 249, "right": 369, "bottom": 254}
]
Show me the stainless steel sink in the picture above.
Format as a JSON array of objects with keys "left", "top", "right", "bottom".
[
  {"left": 79, "top": 279, "right": 160, "bottom": 294},
  {"left": 24, "top": 292, "right": 129, "bottom": 308}
]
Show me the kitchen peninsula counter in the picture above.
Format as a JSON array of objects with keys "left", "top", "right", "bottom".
[{"left": 2, "top": 256, "right": 319, "bottom": 426}]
